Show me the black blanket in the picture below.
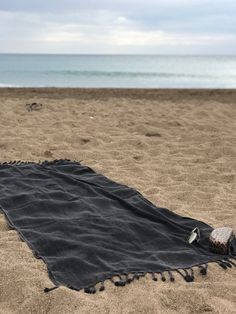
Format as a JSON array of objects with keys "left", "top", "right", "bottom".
[{"left": 0, "top": 160, "right": 235, "bottom": 293}]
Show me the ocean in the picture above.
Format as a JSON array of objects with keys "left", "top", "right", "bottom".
[{"left": 0, "top": 54, "right": 235, "bottom": 88}]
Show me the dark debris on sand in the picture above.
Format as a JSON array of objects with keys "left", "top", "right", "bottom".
[{"left": 26, "top": 102, "right": 43, "bottom": 112}]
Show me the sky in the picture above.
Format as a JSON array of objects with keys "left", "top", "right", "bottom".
[{"left": 0, "top": 0, "right": 235, "bottom": 54}]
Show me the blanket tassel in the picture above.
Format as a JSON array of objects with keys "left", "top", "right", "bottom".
[
  {"left": 176, "top": 269, "right": 194, "bottom": 282},
  {"left": 168, "top": 270, "right": 175, "bottom": 282},
  {"left": 111, "top": 275, "right": 126, "bottom": 287},
  {"left": 160, "top": 272, "right": 166, "bottom": 282},
  {"left": 151, "top": 272, "right": 157, "bottom": 281},
  {"left": 198, "top": 264, "right": 208, "bottom": 275},
  {"left": 222, "top": 259, "right": 232, "bottom": 268},
  {"left": 44, "top": 286, "right": 59, "bottom": 293},
  {"left": 99, "top": 281, "right": 105, "bottom": 292},
  {"left": 125, "top": 274, "right": 133, "bottom": 284},
  {"left": 227, "top": 259, "right": 236, "bottom": 267},
  {"left": 84, "top": 286, "right": 96, "bottom": 294},
  {"left": 217, "top": 260, "right": 229, "bottom": 270}
]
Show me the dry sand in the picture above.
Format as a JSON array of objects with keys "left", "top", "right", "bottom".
[{"left": 0, "top": 88, "right": 235, "bottom": 314}]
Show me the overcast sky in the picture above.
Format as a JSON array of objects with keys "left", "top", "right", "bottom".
[{"left": 0, "top": 0, "right": 235, "bottom": 54}]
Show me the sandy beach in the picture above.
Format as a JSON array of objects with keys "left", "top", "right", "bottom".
[{"left": 0, "top": 88, "right": 235, "bottom": 314}]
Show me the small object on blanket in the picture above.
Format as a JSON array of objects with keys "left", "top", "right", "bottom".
[
  {"left": 188, "top": 227, "right": 200, "bottom": 244},
  {"left": 209, "top": 227, "right": 235, "bottom": 255}
]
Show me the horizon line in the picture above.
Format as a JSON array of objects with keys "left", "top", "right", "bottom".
[{"left": 0, "top": 52, "right": 236, "bottom": 57}]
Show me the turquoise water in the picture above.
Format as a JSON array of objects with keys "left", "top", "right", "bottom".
[{"left": 0, "top": 54, "right": 236, "bottom": 88}]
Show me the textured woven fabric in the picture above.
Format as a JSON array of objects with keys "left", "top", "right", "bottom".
[{"left": 0, "top": 160, "right": 235, "bottom": 292}]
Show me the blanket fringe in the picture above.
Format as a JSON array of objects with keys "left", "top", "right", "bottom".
[
  {"left": 0, "top": 159, "right": 81, "bottom": 166},
  {"left": 42, "top": 256, "right": 235, "bottom": 294},
  {"left": 43, "top": 257, "right": 235, "bottom": 293},
  {"left": 69, "top": 259, "right": 234, "bottom": 294}
]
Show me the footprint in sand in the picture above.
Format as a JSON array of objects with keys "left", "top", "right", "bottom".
[
  {"left": 80, "top": 138, "right": 90, "bottom": 145},
  {"left": 44, "top": 150, "right": 53, "bottom": 158},
  {"left": 145, "top": 132, "right": 162, "bottom": 137}
]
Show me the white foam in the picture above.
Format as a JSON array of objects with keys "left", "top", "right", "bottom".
[{"left": 0, "top": 83, "right": 21, "bottom": 87}]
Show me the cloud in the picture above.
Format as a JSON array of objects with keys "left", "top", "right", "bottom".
[{"left": 0, "top": 0, "right": 235, "bottom": 54}]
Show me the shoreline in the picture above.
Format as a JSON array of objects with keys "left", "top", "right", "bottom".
[{"left": 0, "top": 87, "right": 235, "bottom": 103}]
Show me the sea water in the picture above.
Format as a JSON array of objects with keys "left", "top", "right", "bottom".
[{"left": 0, "top": 54, "right": 235, "bottom": 88}]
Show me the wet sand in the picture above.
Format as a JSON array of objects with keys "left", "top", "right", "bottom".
[{"left": 0, "top": 88, "right": 235, "bottom": 314}]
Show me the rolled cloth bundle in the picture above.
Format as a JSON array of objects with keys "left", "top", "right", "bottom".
[{"left": 0, "top": 160, "right": 235, "bottom": 293}]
